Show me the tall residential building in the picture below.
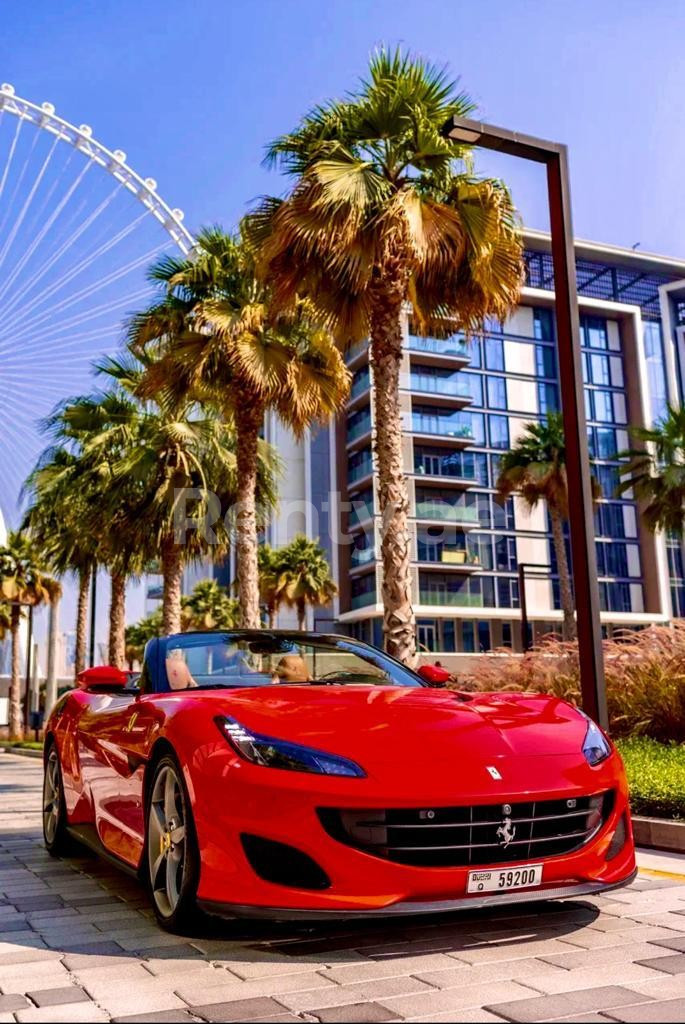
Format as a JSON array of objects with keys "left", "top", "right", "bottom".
[{"left": 291, "top": 231, "right": 685, "bottom": 659}]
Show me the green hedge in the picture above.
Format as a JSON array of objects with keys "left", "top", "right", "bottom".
[{"left": 617, "top": 737, "right": 685, "bottom": 820}]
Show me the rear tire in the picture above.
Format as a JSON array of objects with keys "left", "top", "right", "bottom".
[
  {"left": 145, "top": 754, "right": 200, "bottom": 932},
  {"left": 43, "top": 743, "right": 72, "bottom": 856}
]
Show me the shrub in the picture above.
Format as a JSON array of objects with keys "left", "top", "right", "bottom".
[
  {"left": 617, "top": 737, "right": 685, "bottom": 820},
  {"left": 459, "top": 622, "right": 685, "bottom": 742}
]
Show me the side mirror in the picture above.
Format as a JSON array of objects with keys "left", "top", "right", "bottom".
[
  {"left": 77, "top": 666, "right": 131, "bottom": 692},
  {"left": 417, "top": 664, "right": 452, "bottom": 687}
]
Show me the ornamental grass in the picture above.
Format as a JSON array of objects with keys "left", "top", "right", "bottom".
[{"left": 459, "top": 622, "right": 685, "bottom": 742}]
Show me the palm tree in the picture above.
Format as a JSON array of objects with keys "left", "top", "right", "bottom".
[
  {"left": 182, "top": 579, "right": 239, "bottom": 631},
  {"left": 277, "top": 534, "right": 337, "bottom": 630},
  {"left": 495, "top": 412, "right": 600, "bottom": 641},
  {"left": 258, "top": 544, "right": 285, "bottom": 627},
  {"left": 616, "top": 406, "right": 685, "bottom": 534},
  {"left": 23, "top": 447, "right": 98, "bottom": 678},
  {"left": 247, "top": 49, "right": 523, "bottom": 665},
  {"left": 61, "top": 354, "right": 279, "bottom": 635},
  {"left": 128, "top": 228, "right": 349, "bottom": 630},
  {"left": 125, "top": 609, "right": 163, "bottom": 670},
  {"left": 0, "top": 531, "right": 58, "bottom": 738}
]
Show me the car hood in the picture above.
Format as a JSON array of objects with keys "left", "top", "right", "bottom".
[{"left": 211, "top": 686, "right": 589, "bottom": 767}]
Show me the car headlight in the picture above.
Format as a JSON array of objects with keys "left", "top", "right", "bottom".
[
  {"left": 215, "top": 716, "right": 366, "bottom": 777},
  {"left": 580, "top": 712, "right": 611, "bottom": 766}
]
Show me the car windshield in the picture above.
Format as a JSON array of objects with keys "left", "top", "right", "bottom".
[{"left": 160, "top": 633, "right": 423, "bottom": 691}]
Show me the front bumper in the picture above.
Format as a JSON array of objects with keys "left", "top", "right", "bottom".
[{"left": 189, "top": 746, "right": 636, "bottom": 917}]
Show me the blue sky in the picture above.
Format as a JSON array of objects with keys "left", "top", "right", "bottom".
[
  {"left": 3, "top": 0, "right": 684, "bottom": 256},
  {"left": 3, "top": 0, "right": 684, "bottom": 659}
]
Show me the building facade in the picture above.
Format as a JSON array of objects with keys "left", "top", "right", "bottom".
[{"left": 317, "top": 232, "right": 685, "bottom": 658}]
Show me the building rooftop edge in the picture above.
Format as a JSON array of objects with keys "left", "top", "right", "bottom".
[{"left": 523, "top": 227, "right": 685, "bottom": 277}]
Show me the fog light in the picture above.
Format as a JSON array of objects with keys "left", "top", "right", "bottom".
[{"left": 606, "top": 813, "right": 628, "bottom": 860}]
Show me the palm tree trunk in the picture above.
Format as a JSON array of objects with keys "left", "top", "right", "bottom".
[
  {"left": 297, "top": 598, "right": 306, "bottom": 631},
  {"left": 45, "top": 595, "right": 59, "bottom": 715},
  {"left": 108, "top": 570, "right": 126, "bottom": 668},
  {"left": 550, "top": 507, "right": 576, "bottom": 641},
  {"left": 369, "top": 291, "right": 416, "bottom": 666},
  {"left": 9, "top": 605, "right": 22, "bottom": 739},
  {"left": 161, "top": 536, "right": 184, "bottom": 635},
  {"left": 75, "top": 568, "right": 89, "bottom": 679},
  {"left": 234, "top": 403, "right": 263, "bottom": 629}
]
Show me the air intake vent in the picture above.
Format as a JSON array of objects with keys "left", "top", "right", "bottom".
[
  {"left": 240, "top": 834, "right": 331, "bottom": 890},
  {"left": 318, "top": 791, "right": 614, "bottom": 868}
]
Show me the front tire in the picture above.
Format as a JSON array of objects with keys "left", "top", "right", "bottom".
[
  {"left": 146, "top": 754, "right": 200, "bottom": 932},
  {"left": 43, "top": 743, "right": 71, "bottom": 856}
]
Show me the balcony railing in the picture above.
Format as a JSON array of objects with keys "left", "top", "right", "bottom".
[
  {"left": 347, "top": 414, "right": 372, "bottom": 443},
  {"left": 419, "top": 589, "right": 483, "bottom": 607},
  {"left": 409, "top": 374, "right": 472, "bottom": 399},
  {"left": 411, "top": 414, "right": 474, "bottom": 440},
  {"left": 414, "top": 457, "right": 477, "bottom": 480},
  {"left": 348, "top": 455, "right": 373, "bottom": 483},
  {"left": 417, "top": 548, "right": 481, "bottom": 566},
  {"left": 346, "top": 339, "right": 368, "bottom": 364},
  {"left": 350, "top": 589, "right": 377, "bottom": 609},
  {"left": 408, "top": 335, "right": 470, "bottom": 360},
  {"left": 349, "top": 501, "right": 374, "bottom": 528},
  {"left": 415, "top": 501, "right": 479, "bottom": 523},
  {"left": 350, "top": 547, "right": 376, "bottom": 567}
]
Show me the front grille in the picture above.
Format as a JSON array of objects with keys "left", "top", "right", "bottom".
[{"left": 318, "top": 791, "right": 614, "bottom": 868}]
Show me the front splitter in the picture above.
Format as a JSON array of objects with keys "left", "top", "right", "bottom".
[{"left": 198, "top": 867, "right": 637, "bottom": 921}]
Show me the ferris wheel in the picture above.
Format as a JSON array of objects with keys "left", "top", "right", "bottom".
[{"left": 0, "top": 83, "right": 195, "bottom": 528}]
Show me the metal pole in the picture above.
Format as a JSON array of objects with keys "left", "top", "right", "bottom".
[
  {"left": 22, "top": 604, "right": 33, "bottom": 732},
  {"left": 546, "top": 150, "right": 607, "bottom": 729},
  {"left": 518, "top": 564, "right": 529, "bottom": 652},
  {"left": 89, "top": 567, "right": 97, "bottom": 668},
  {"left": 46, "top": 595, "right": 59, "bottom": 714}
]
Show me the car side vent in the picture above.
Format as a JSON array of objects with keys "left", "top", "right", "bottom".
[{"left": 240, "top": 834, "right": 331, "bottom": 890}]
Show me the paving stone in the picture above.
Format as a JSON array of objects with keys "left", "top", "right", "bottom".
[
  {"left": 404, "top": 1013, "right": 507, "bottom": 1024},
  {"left": 188, "top": 996, "right": 291, "bottom": 1021},
  {"left": 0, "top": 994, "right": 30, "bottom": 1012},
  {"left": 504, "top": 962, "right": 667, "bottom": 995},
  {"left": 26, "top": 986, "right": 90, "bottom": 1007},
  {"left": 320, "top": 952, "right": 460, "bottom": 985},
  {"left": 0, "top": 917, "right": 31, "bottom": 932},
  {"left": 648, "top": 934, "right": 685, "bottom": 952},
  {"left": 11, "top": 895, "right": 65, "bottom": 912},
  {"left": 485, "top": 985, "right": 654, "bottom": 1022},
  {"left": 539, "top": 940, "right": 677, "bottom": 971},
  {"left": 112, "top": 1013, "right": 199, "bottom": 1023},
  {"left": 175, "top": 969, "right": 336, "bottom": 1005},
  {"left": 15, "top": 1003, "right": 110, "bottom": 1023},
  {"left": 310, "top": 1004, "right": 399, "bottom": 1022},
  {"left": 372, "top": 981, "right": 540, "bottom": 1019},
  {"left": 278, "top": 974, "right": 432, "bottom": 1013},
  {"left": 601, "top": 1000, "right": 685, "bottom": 1023},
  {"left": 635, "top": 953, "right": 685, "bottom": 975}
]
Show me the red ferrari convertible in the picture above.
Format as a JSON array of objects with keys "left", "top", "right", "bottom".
[{"left": 43, "top": 630, "right": 635, "bottom": 931}]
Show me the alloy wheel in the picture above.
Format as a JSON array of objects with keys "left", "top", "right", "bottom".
[
  {"left": 43, "top": 749, "right": 60, "bottom": 845},
  {"left": 147, "top": 764, "right": 187, "bottom": 917}
]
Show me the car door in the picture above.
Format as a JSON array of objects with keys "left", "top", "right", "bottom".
[{"left": 77, "top": 686, "right": 161, "bottom": 868}]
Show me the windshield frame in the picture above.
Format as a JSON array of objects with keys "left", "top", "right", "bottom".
[{"left": 150, "top": 631, "right": 427, "bottom": 693}]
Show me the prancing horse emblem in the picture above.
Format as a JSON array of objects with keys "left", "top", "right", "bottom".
[{"left": 496, "top": 816, "right": 516, "bottom": 848}]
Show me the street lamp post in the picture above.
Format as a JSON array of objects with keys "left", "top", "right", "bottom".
[{"left": 443, "top": 117, "right": 607, "bottom": 729}]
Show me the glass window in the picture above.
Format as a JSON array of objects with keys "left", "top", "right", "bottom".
[
  {"left": 469, "top": 338, "right": 482, "bottom": 368},
  {"left": 478, "top": 620, "right": 492, "bottom": 651},
  {"left": 538, "top": 382, "right": 559, "bottom": 414},
  {"left": 536, "top": 344, "right": 556, "bottom": 377},
  {"left": 595, "top": 427, "right": 617, "bottom": 459},
  {"left": 534, "top": 308, "right": 554, "bottom": 341},
  {"left": 487, "top": 376, "right": 507, "bottom": 410},
  {"left": 462, "top": 621, "right": 475, "bottom": 653},
  {"left": 583, "top": 316, "right": 608, "bottom": 349},
  {"left": 442, "top": 620, "right": 456, "bottom": 652},
  {"left": 489, "top": 415, "right": 509, "bottom": 449},
  {"left": 485, "top": 337, "right": 504, "bottom": 370},
  {"left": 462, "top": 372, "right": 483, "bottom": 406},
  {"left": 590, "top": 353, "right": 610, "bottom": 386},
  {"left": 592, "top": 390, "right": 614, "bottom": 423}
]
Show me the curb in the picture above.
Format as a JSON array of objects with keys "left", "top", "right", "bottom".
[
  {"left": 0, "top": 747, "right": 43, "bottom": 759},
  {"left": 633, "top": 815, "right": 685, "bottom": 853}
]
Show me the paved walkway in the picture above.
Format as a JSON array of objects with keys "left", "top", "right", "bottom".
[{"left": 1, "top": 751, "right": 685, "bottom": 1024}]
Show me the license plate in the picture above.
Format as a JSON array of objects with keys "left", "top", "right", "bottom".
[{"left": 467, "top": 864, "right": 543, "bottom": 894}]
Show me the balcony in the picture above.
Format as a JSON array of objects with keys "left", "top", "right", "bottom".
[
  {"left": 417, "top": 548, "right": 481, "bottom": 570},
  {"left": 409, "top": 373, "right": 472, "bottom": 407},
  {"left": 350, "top": 588, "right": 377, "bottom": 609},
  {"left": 346, "top": 413, "right": 372, "bottom": 446},
  {"left": 348, "top": 454, "right": 373, "bottom": 485},
  {"left": 419, "top": 589, "right": 483, "bottom": 607},
  {"left": 410, "top": 413, "right": 474, "bottom": 446},
  {"left": 350, "top": 546, "right": 376, "bottom": 568},
  {"left": 346, "top": 339, "right": 369, "bottom": 367},
  {"left": 414, "top": 501, "right": 479, "bottom": 525},
  {"left": 349, "top": 498, "right": 374, "bottom": 529},
  {"left": 408, "top": 334, "right": 470, "bottom": 364},
  {"left": 414, "top": 453, "right": 478, "bottom": 484},
  {"left": 348, "top": 369, "right": 371, "bottom": 406}
]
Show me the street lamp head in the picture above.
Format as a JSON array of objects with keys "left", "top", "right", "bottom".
[{"left": 444, "top": 120, "right": 482, "bottom": 145}]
